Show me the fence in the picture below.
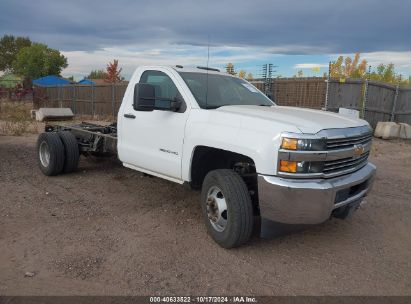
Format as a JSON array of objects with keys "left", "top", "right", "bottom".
[
  {"left": 33, "top": 78, "right": 411, "bottom": 128},
  {"left": 252, "top": 77, "right": 326, "bottom": 109},
  {"left": 325, "top": 78, "right": 411, "bottom": 128},
  {"left": 34, "top": 84, "right": 128, "bottom": 117}
]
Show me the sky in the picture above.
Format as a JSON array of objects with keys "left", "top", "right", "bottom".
[{"left": 1, "top": 0, "right": 410, "bottom": 80}]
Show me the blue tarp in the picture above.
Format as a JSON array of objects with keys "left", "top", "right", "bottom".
[
  {"left": 78, "top": 79, "right": 95, "bottom": 85},
  {"left": 33, "top": 76, "right": 71, "bottom": 86}
]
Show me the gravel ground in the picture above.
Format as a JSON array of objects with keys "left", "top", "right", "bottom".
[{"left": 0, "top": 134, "right": 410, "bottom": 295}]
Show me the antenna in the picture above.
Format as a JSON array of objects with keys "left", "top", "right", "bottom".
[{"left": 205, "top": 35, "right": 210, "bottom": 109}]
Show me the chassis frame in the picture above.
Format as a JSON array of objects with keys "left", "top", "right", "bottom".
[{"left": 45, "top": 122, "right": 118, "bottom": 155}]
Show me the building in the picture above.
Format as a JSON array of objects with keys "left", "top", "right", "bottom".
[
  {"left": 77, "top": 78, "right": 95, "bottom": 85},
  {"left": 33, "top": 75, "right": 73, "bottom": 86}
]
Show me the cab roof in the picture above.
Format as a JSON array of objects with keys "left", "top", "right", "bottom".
[{"left": 171, "top": 65, "right": 231, "bottom": 76}]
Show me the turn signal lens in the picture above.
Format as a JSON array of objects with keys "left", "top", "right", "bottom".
[
  {"left": 281, "top": 138, "right": 298, "bottom": 150},
  {"left": 279, "top": 160, "right": 297, "bottom": 173}
]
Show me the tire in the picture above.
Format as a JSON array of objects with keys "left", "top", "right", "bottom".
[
  {"left": 201, "top": 169, "right": 254, "bottom": 248},
  {"left": 58, "top": 131, "right": 80, "bottom": 173},
  {"left": 36, "top": 132, "right": 65, "bottom": 176}
]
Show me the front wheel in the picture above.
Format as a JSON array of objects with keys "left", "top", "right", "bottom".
[{"left": 201, "top": 169, "right": 254, "bottom": 248}]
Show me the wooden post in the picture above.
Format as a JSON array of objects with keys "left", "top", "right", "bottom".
[
  {"left": 362, "top": 78, "right": 369, "bottom": 119},
  {"left": 391, "top": 84, "right": 400, "bottom": 122},
  {"left": 111, "top": 84, "right": 115, "bottom": 117},
  {"left": 45, "top": 87, "right": 48, "bottom": 107},
  {"left": 91, "top": 83, "right": 94, "bottom": 116},
  {"left": 362, "top": 65, "right": 371, "bottom": 119},
  {"left": 58, "top": 86, "right": 62, "bottom": 108},
  {"left": 72, "top": 85, "right": 76, "bottom": 114},
  {"left": 324, "top": 61, "right": 331, "bottom": 110}
]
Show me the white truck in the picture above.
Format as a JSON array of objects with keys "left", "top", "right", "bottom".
[{"left": 37, "top": 65, "right": 376, "bottom": 248}]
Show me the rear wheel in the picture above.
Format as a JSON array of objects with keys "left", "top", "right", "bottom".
[
  {"left": 201, "top": 169, "right": 254, "bottom": 248},
  {"left": 58, "top": 131, "right": 80, "bottom": 173},
  {"left": 37, "top": 132, "right": 65, "bottom": 176}
]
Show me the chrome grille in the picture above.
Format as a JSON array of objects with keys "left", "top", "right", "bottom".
[
  {"left": 326, "top": 133, "right": 373, "bottom": 150},
  {"left": 323, "top": 130, "right": 372, "bottom": 177},
  {"left": 324, "top": 151, "right": 369, "bottom": 176}
]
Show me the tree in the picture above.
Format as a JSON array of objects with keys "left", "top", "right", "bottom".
[
  {"left": 105, "top": 59, "right": 123, "bottom": 83},
  {"left": 12, "top": 43, "right": 68, "bottom": 79},
  {"left": 370, "top": 63, "right": 395, "bottom": 83},
  {"left": 225, "top": 63, "right": 236, "bottom": 75},
  {"left": 0, "top": 35, "right": 31, "bottom": 72},
  {"left": 292, "top": 70, "right": 304, "bottom": 78},
  {"left": 369, "top": 63, "right": 410, "bottom": 86},
  {"left": 87, "top": 69, "right": 108, "bottom": 79},
  {"left": 329, "top": 53, "right": 410, "bottom": 86},
  {"left": 330, "top": 53, "right": 367, "bottom": 78},
  {"left": 238, "top": 70, "right": 246, "bottom": 79},
  {"left": 246, "top": 73, "right": 254, "bottom": 81}
]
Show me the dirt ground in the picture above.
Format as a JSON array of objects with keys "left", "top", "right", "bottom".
[{"left": 0, "top": 133, "right": 410, "bottom": 296}]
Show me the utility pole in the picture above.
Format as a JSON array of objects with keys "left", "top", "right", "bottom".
[{"left": 261, "top": 63, "right": 277, "bottom": 99}]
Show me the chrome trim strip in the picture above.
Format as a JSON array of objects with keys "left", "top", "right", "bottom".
[
  {"left": 326, "top": 141, "right": 371, "bottom": 160},
  {"left": 278, "top": 150, "right": 327, "bottom": 161},
  {"left": 278, "top": 141, "right": 371, "bottom": 162},
  {"left": 277, "top": 161, "right": 368, "bottom": 179},
  {"left": 281, "top": 125, "right": 372, "bottom": 140}
]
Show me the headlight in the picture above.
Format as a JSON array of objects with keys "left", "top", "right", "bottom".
[
  {"left": 279, "top": 160, "right": 324, "bottom": 174},
  {"left": 281, "top": 137, "right": 326, "bottom": 151}
]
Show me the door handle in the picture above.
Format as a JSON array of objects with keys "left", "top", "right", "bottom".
[{"left": 124, "top": 113, "right": 136, "bottom": 119}]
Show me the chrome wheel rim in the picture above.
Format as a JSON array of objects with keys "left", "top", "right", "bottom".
[
  {"left": 206, "top": 186, "right": 228, "bottom": 232},
  {"left": 39, "top": 141, "right": 50, "bottom": 167}
]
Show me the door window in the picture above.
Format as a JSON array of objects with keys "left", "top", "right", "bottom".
[{"left": 140, "top": 70, "right": 183, "bottom": 110}]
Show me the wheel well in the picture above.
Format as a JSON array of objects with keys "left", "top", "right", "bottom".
[{"left": 190, "top": 146, "right": 259, "bottom": 214}]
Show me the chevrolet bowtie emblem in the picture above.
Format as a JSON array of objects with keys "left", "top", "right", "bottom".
[{"left": 353, "top": 144, "right": 365, "bottom": 157}]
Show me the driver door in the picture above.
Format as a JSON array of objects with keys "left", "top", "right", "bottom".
[{"left": 120, "top": 70, "right": 189, "bottom": 181}]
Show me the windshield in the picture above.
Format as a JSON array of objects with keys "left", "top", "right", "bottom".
[{"left": 178, "top": 72, "right": 275, "bottom": 109}]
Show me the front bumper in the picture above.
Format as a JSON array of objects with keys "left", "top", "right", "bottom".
[{"left": 257, "top": 163, "right": 376, "bottom": 225}]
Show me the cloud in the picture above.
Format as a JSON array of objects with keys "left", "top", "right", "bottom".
[
  {"left": 60, "top": 45, "right": 275, "bottom": 79},
  {"left": 1, "top": 0, "right": 410, "bottom": 54},
  {"left": 294, "top": 63, "right": 329, "bottom": 69},
  {"left": 1, "top": 0, "right": 410, "bottom": 78},
  {"left": 60, "top": 46, "right": 411, "bottom": 80},
  {"left": 361, "top": 51, "right": 411, "bottom": 70}
]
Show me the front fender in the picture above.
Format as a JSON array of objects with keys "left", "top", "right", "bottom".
[{"left": 181, "top": 109, "right": 300, "bottom": 181}]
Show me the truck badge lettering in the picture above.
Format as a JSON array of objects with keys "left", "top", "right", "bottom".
[{"left": 159, "top": 148, "right": 179, "bottom": 156}]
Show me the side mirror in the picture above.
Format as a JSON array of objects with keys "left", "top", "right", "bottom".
[
  {"left": 171, "top": 98, "right": 182, "bottom": 111},
  {"left": 133, "top": 83, "right": 155, "bottom": 111}
]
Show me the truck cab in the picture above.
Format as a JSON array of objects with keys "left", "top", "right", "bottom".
[{"left": 37, "top": 65, "right": 376, "bottom": 248}]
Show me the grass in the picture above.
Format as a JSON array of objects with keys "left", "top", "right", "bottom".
[{"left": 0, "top": 99, "right": 42, "bottom": 136}]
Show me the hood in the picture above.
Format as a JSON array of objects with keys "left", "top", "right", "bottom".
[{"left": 216, "top": 105, "right": 368, "bottom": 134}]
